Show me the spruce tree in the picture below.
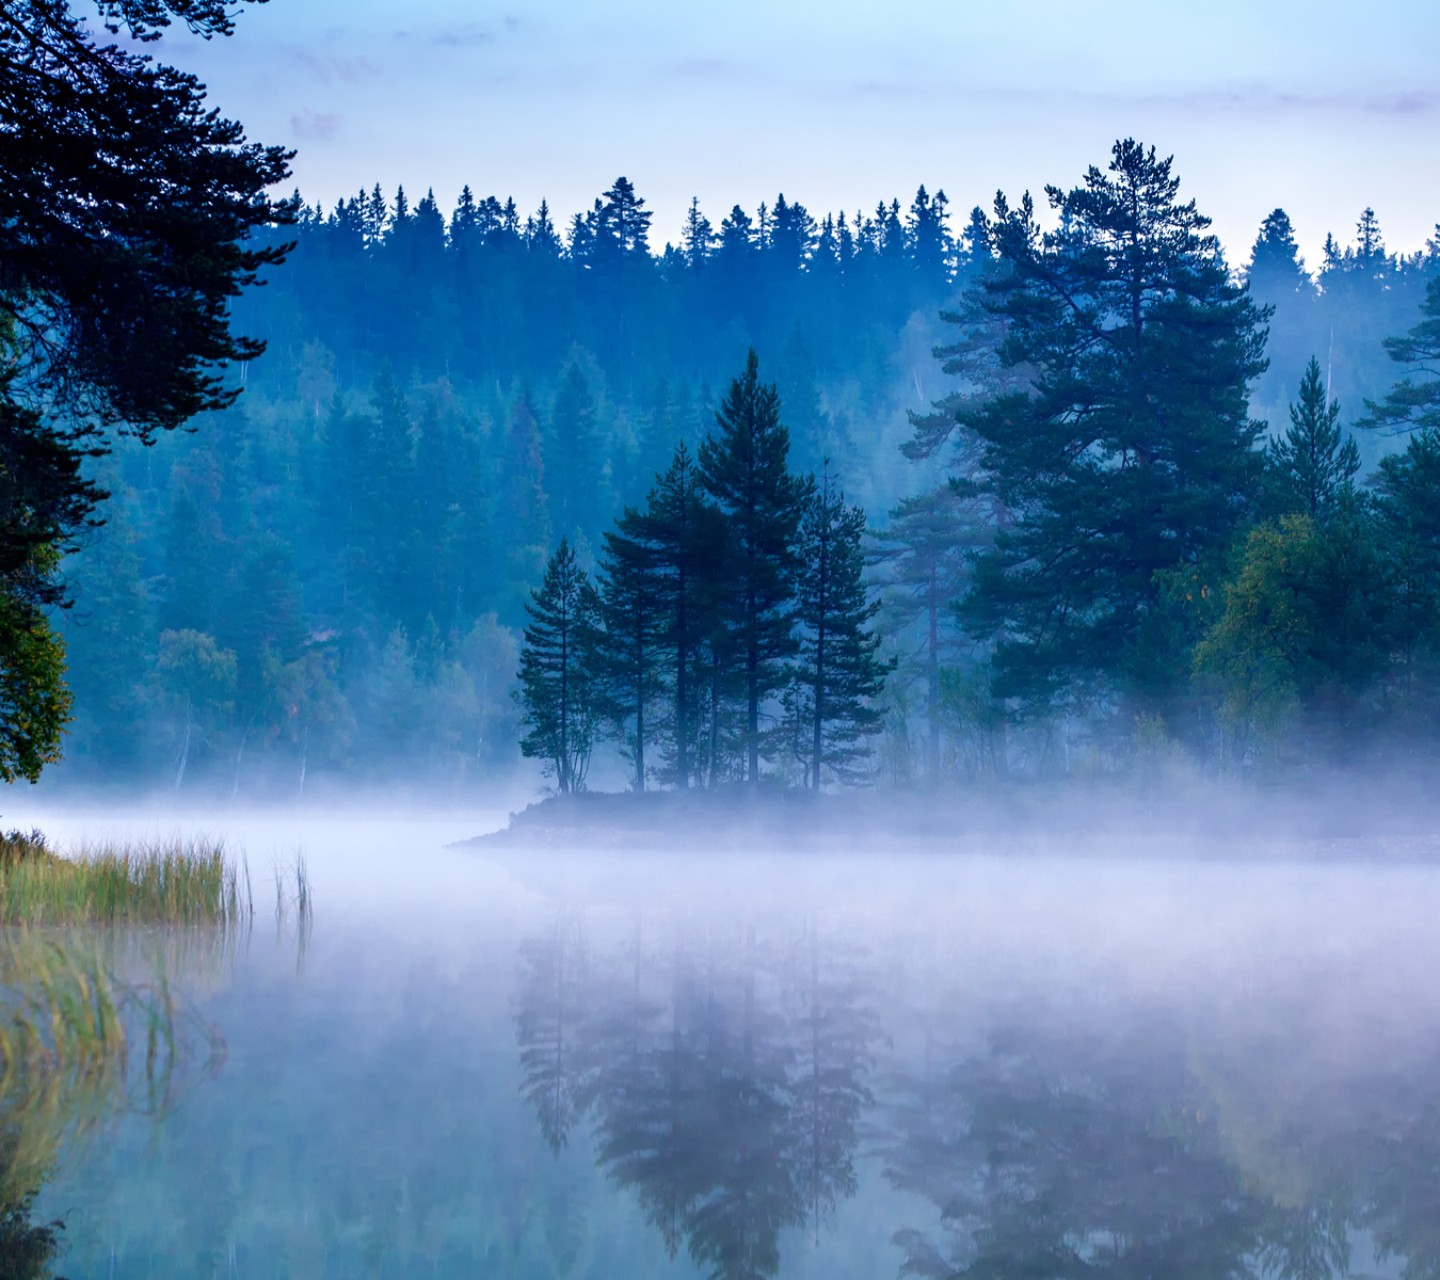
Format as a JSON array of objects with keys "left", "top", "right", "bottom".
[
  {"left": 632, "top": 442, "right": 725, "bottom": 790},
  {"left": 597, "top": 507, "right": 666, "bottom": 791},
  {"left": 1267, "top": 357, "right": 1359, "bottom": 517},
  {"left": 793, "top": 465, "right": 890, "bottom": 789},
  {"left": 517, "top": 538, "right": 603, "bottom": 794},
  {"left": 698, "top": 350, "right": 809, "bottom": 784},
  {"left": 547, "top": 361, "right": 603, "bottom": 537}
]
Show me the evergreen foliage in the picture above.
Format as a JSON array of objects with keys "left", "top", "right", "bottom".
[
  {"left": 10, "top": 139, "right": 1440, "bottom": 789},
  {"left": 596, "top": 505, "right": 667, "bottom": 791},
  {"left": 1266, "top": 358, "right": 1360, "bottom": 518},
  {"left": 517, "top": 539, "right": 603, "bottom": 794},
  {"left": 518, "top": 362, "right": 892, "bottom": 793},
  {"left": 870, "top": 484, "right": 988, "bottom": 778},
  {"left": 698, "top": 350, "right": 811, "bottom": 784},
  {"left": 951, "top": 140, "right": 1269, "bottom": 713},
  {"left": 791, "top": 466, "right": 892, "bottom": 789},
  {"left": 1363, "top": 275, "right": 1440, "bottom": 436}
]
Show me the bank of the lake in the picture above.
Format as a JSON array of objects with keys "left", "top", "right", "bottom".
[{"left": 466, "top": 776, "right": 1440, "bottom": 861}]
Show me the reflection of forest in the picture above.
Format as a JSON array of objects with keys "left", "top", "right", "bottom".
[
  {"left": 883, "top": 1008, "right": 1440, "bottom": 1280},
  {"left": 515, "top": 914, "right": 882, "bottom": 1279},
  {"left": 517, "top": 912, "right": 1440, "bottom": 1280}
]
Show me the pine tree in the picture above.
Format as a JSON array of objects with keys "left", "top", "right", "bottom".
[
  {"left": 793, "top": 465, "right": 891, "bottom": 789},
  {"left": 546, "top": 361, "right": 603, "bottom": 537},
  {"left": 956, "top": 140, "right": 1268, "bottom": 714},
  {"left": 870, "top": 484, "right": 986, "bottom": 774},
  {"left": 680, "top": 197, "right": 715, "bottom": 271},
  {"left": 597, "top": 507, "right": 666, "bottom": 790},
  {"left": 517, "top": 538, "right": 603, "bottom": 793},
  {"left": 699, "top": 350, "right": 809, "bottom": 784},
  {"left": 1267, "top": 357, "right": 1359, "bottom": 517},
  {"left": 632, "top": 441, "right": 723, "bottom": 790},
  {"left": 1363, "top": 275, "right": 1440, "bottom": 436},
  {"left": 906, "top": 185, "right": 953, "bottom": 293}
]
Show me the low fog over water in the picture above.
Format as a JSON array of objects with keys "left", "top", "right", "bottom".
[{"left": 6, "top": 803, "right": 1440, "bottom": 1277}]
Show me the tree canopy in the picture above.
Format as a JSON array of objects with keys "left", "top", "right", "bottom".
[
  {"left": 0, "top": 0, "right": 291, "bottom": 778},
  {"left": 952, "top": 140, "right": 1269, "bottom": 712}
]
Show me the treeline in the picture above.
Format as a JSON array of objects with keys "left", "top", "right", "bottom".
[
  {"left": 888, "top": 141, "right": 1440, "bottom": 779},
  {"left": 45, "top": 148, "right": 1440, "bottom": 792},
  {"left": 517, "top": 352, "right": 887, "bottom": 793}
]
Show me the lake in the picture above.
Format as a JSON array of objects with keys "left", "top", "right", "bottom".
[{"left": 6, "top": 807, "right": 1440, "bottom": 1279}]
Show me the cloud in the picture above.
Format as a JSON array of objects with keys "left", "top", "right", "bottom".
[
  {"left": 392, "top": 18, "right": 527, "bottom": 48},
  {"left": 290, "top": 109, "right": 342, "bottom": 142},
  {"left": 294, "top": 51, "right": 381, "bottom": 85},
  {"left": 432, "top": 22, "right": 497, "bottom": 47}
]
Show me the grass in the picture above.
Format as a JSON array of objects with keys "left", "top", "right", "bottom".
[
  {"left": 0, "top": 830, "right": 311, "bottom": 1208},
  {"left": 0, "top": 830, "right": 255, "bottom": 927}
]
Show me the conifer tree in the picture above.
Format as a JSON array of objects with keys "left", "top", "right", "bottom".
[
  {"left": 699, "top": 350, "right": 809, "bottom": 784},
  {"left": 680, "top": 197, "right": 715, "bottom": 271},
  {"left": 955, "top": 140, "right": 1268, "bottom": 713},
  {"left": 633, "top": 442, "right": 724, "bottom": 790},
  {"left": 597, "top": 507, "right": 666, "bottom": 790},
  {"left": 517, "top": 538, "right": 603, "bottom": 793},
  {"left": 547, "top": 361, "right": 603, "bottom": 537},
  {"left": 1246, "top": 209, "right": 1312, "bottom": 300},
  {"left": 870, "top": 484, "right": 986, "bottom": 774},
  {"left": 1363, "top": 276, "right": 1440, "bottom": 436},
  {"left": 793, "top": 465, "right": 890, "bottom": 789},
  {"left": 1267, "top": 358, "right": 1359, "bottom": 518}
]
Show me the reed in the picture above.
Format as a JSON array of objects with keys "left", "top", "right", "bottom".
[{"left": 0, "top": 832, "right": 248, "bottom": 927}]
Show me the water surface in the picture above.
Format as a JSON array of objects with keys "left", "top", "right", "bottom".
[{"left": 6, "top": 809, "right": 1439, "bottom": 1279}]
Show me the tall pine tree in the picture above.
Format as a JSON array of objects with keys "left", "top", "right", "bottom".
[
  {"left": 699, "top": 350, "right": 809, "bottom": 784},
  {"left": 517, "top": 538, "right": 602, "bottom": 794},
  {"left": 956, "top": 140, "right": 1268, "bottom": 717},
  {"left": 793, "top": 465, "right": 891, "bottom": 789}
]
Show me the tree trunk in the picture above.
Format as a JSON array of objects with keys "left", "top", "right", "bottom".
[
  {"left": 231, "top": 725, "right": 249, "bottom": 799},
  {"left": 633, "top": 652, "right": 645, "bottom": 793},
  {"left": 675, "top": 575, "right": 689, "bottom": 790},
  {"left": 174, "top": 707, "right": 192, "bottom": 791},
  {"left": 298, "top": 721, "right": 308, "bottom": 798},
  {"left": 927, "top": 567, "right": 940, "bottom": 781}
]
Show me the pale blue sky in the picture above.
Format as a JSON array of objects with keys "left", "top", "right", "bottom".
[{"left": 154, "top": 0, "right": 1440, "bottom": 266}]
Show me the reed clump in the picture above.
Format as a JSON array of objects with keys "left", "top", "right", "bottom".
[{"left": 0, "top": 832, "right": 249, "bottom": 927}]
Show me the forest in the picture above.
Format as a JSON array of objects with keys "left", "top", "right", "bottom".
[{"left": 44, "top": 140, "right": 1440, "bottom": 795}]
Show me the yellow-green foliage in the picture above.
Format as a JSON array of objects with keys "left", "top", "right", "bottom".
[{"left": 0, "top": 832, "right": 247, "bottom": 927}]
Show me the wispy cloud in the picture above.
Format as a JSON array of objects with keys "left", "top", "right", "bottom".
[
  {"left": 294, "top": 51, "right": 381, "bottom": 85},
  {"left": 290, "top": 109, "right": 342, "bottom": 142}
]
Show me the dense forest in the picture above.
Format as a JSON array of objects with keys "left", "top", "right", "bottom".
[{"left": 46, "top": 140, "right": 1440, "bottom": 795}]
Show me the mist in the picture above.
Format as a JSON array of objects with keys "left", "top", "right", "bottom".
[{"left": 6, "top": 0, "right": 1440, "bottom": 1274}]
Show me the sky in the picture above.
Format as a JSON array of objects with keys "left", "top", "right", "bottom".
[{"left": 151, "top": 0, "right": 1440, "bottom": 268}]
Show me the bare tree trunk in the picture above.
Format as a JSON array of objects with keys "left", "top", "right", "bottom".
[
  {"left": 174, "top": 707, "right": 192, "bottom": 791},
  {"left": 232, "top": 724, "right": 249, "bottom": 799}
]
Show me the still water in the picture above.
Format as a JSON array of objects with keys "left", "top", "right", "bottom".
[{"left": 7, "top": 809, "right": 1440, "bottom": 1279}]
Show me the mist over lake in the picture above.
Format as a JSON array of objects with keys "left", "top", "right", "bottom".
[
  {"left": 0, "top": 806, "right": 1434, "bottom": 1278},
  {"left": 5, "top": 1, "right": 1440, "bottom": 1276}
]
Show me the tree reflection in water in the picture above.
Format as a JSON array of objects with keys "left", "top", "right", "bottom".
[
  {"left": 515, "top": 911, "right": 882, "bottom": 1279},
  {"left": 517, "top": 899, "right": 1440, "bottom": 1280}
]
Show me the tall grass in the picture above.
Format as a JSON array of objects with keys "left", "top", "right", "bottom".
[{"left": 0, "top": 832, "right": 251, "bottom": 927}]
